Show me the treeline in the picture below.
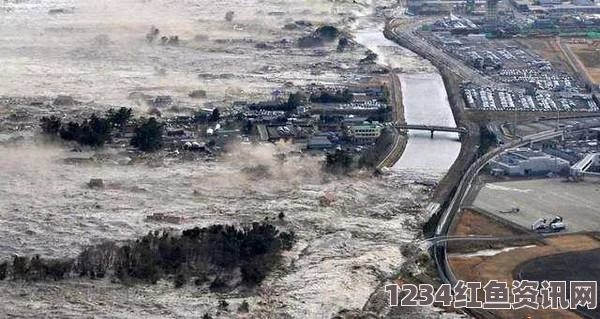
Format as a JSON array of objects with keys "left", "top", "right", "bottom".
[
  {"left": 247, "top": 89, "right": 355, "bottom": 112},
  {"left": 310, "top": 89, "right": 352, "bottom": 104},
  {"left": 40, "top": 107, "right": 163, "bottom": 151},
  {"left": 0, "top": 222, "right": 294, "bottom": 288},
  {"left": 248, "top": 91, "right": 308, "bottom": 111}
]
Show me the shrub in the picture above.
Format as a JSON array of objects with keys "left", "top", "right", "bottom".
[
  {"left": 40, "top": 116, "right": 62, "bottom": 135},
  {"left": 238, "top": 300, "right": 250, "bottom": 313},
  {"left": 59, "top": 121, "right": 82, "bottom": 141},
  {"left": 106, "top": 107, "right": 133, "bottom": 129}
]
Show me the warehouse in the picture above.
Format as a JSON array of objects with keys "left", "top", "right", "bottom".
[{"left": 490, "top": 148, "right": 570, "bottom": 176}]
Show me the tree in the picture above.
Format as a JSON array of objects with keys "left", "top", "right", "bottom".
[
  {"left": 59, "top": 121, "right": 82, "bottom": 141},
  {"left": 131, "top": 117, "right": 163, "bottom": 152},
  {"left": 243, "top": 120, "right": 253, "bottom": 134},
  {"left": 211, "top": 108, "right": 220, "bottom": 122},
  {"left": 79, "top": 114, "right": 111, "bottom": 147},
  {"left": 218, "top": 300, "right": 229, "bottom": 311},
  {"left": 106, "top": 107, "right": 133, "bottom": 130},
  {"left": 40, "top": 116, "right": 61, "bottom": 135},
  {"left": 314, "top": 25, "right": 340, "bottom": 41},
  {"left": 478, "top": 125, "right": 497, "bottom": 156},
  {"left": 286, "top": 91, "right": 305, "bottom": 109},
  {"left": 194, "top": 111, "right": 210, "bottom": 124},
  {"left": 0, "top": 261, "right": 7, "bottom": 280},
  {"left": 379, "top": 85, "right": 390, "bottom": 103},
  {"left": 337, "top": 37, "right": 349, "bottom": 52},
  {"left": 360, "top": 51, "right": 378, "bottom": 64},
  {"left": 225, "top": 11, "right": 234, "bottom": 22}
]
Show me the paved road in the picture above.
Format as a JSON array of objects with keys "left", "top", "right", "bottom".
[
  {"left": 432, "top": 128, "right": 565, "bottom": 285},
  {"left": 386, "top": 19, "right": 496, "bottom": 88}
]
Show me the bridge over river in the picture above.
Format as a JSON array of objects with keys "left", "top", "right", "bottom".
[{"left": 393, "top": 123, "right": 468, "bottom": 138}]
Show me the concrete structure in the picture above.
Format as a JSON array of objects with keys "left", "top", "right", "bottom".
[
  {"left": 490, "top": 148, "right": 570, "bottom": 176},
  {"left": 571, "top": 152, "right": 600, "bottom": 176},
  {"left": 473, "top": 178, "right": 600, "bottom": 233},
  {"left": 486, "top": 0, "right": 498, "bottom": 23},
  {"left": 349, "top": 122, "right": 382, "bottom": 144},
  {"left": 394, "top": 123, "right": 467, "bottom": 138}
]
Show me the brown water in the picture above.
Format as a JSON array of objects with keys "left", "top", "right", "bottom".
[{"left": 0, "top": 0, "right": 459, "bottom": 317}]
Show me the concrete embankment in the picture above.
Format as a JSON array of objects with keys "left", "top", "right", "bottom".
[{"left": 376, "top": 72, "right": 408, "bottom": 170}]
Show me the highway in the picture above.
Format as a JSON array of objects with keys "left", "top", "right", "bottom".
[
  {"left": 385, "top": 19, "right": 496, "bottom": 88},
  {"left": 432, "top": 128, "right": 565, "bottom": 286}
]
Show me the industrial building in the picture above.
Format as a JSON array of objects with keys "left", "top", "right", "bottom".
[
  {"left": 307, "top": 135, "right": 335, "bottom": 150},
  {"left": 407, "top": 0, "right": 487, "bottom": 15},
  {"left": 490, "top": 148, "right": 570, "bottom": 176}
]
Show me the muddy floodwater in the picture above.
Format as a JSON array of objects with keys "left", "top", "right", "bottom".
[
  {"left": 0, "top": 0, "right": 369, "bottom": 110},
  {"left": 0, "top": 0, "right": 462, "bottom": 317},
  {"left": 0, "top": 143, "right": 439, "bottom": 318}
]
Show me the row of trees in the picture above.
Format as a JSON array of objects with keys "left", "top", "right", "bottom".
[
  {"left": 40, "top": 108, "right": 163, "bottom": 151},
  {"left": 309, "top": 89, "right": 353, "bottom": 104},
  {"left": 1, "top": 222, "right": 295, "bottom": 288}
]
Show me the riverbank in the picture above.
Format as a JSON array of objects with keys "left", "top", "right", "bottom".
[
  {"left": 383, "top": 19, "right": 478, "bottom": 206},
  {"left": 377, "top": 71, "right": 407, "bottom": 170}
]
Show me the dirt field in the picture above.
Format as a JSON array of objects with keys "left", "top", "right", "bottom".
[
  {"left": 570, "top": 44, "right": 600, "bottom": 84},
  {"left": 450, "top": 208, "right": 527, "bottom": 237},
  {"left": 517, "top": 38, "right": 574, "bottom": 74},
  {"left": 447, "top": 208, "right": 538, "bottom": 253},
  {"left": 449, "top": 234, "right": 600, "bottom": 319},
  {"left": 515, "top": 248, "right": 600, "bottom": 319}
]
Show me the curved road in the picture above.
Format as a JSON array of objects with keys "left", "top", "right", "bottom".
[{"left": 433, "top": 128, "right": 565, "bottom": 286}]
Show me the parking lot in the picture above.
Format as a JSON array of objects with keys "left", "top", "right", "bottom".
[
  {"left": 423, "top": 31, "right": 599, "bottom": 112},
  {"left": 472, "top": 178, "right": 600, "bottom": 233}
]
